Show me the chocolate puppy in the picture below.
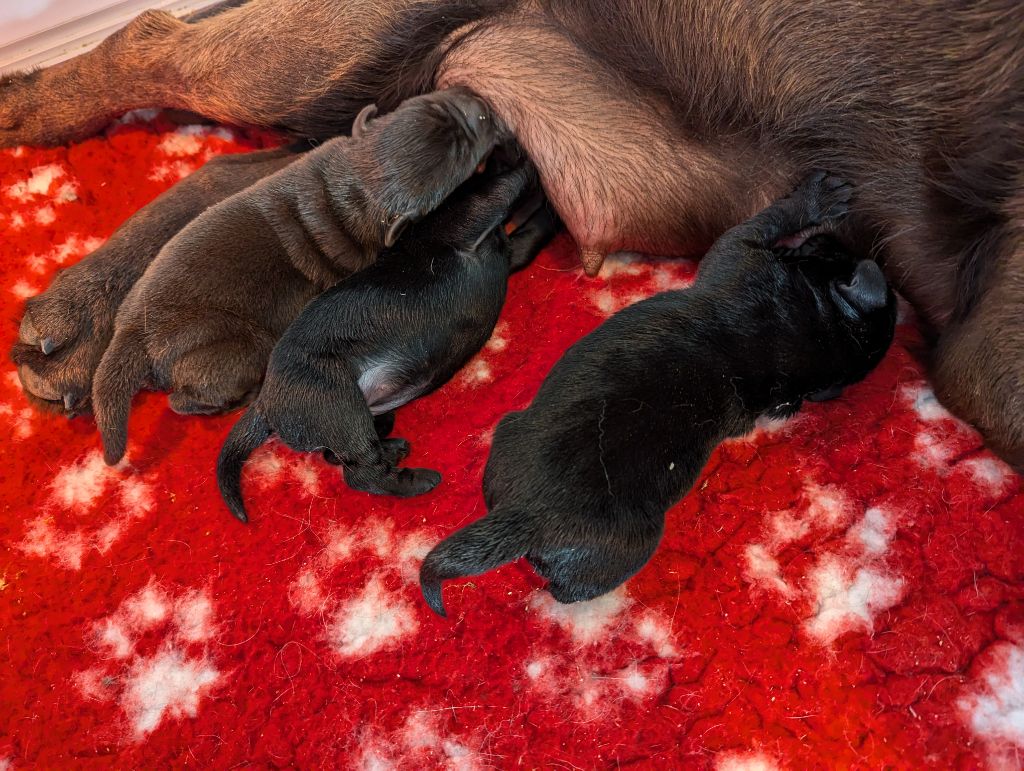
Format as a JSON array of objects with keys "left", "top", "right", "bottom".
[
  {"left": 217, "top": 163, "right": 557, "bottom": 522},
  {"left": 12, "top": 144, "right": 301, "bottom": 415},
  {"left": 420, "top": 172, "right": 898, "bottom": 615},
  {"left": 92, "top": 87, "right": 497, "bottom": 465}
]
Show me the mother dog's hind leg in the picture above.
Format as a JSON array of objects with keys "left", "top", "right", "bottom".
[
  {"left": 0, "top": 0, "right": 509, "bottom": 147},
  {"left": 932, "top": 200, "right": 1024, "bottom": 472}
]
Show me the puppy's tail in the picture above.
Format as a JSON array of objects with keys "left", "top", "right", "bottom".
[
  {"left": 92, "top": 329, "right": 151, "bottom": 466},
  {"left": 216, "top": 408, "right": 272, "bottom": 524},
  {"left": 419, "top": 506, "right": 533, "bottom": 617}
]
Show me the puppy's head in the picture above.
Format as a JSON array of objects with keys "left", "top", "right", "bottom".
[
  {"left": 781, "top": 236, "right": 897, "bottom": 395},
  {"left": 402, "top": 155, "right": 537, "bottom": 255},
  {"left": 355, "top": 87, "right": 500, "bottom": 246}
]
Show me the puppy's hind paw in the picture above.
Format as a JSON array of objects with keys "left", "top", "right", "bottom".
[
  {"left": 11, "top": 262, "right": 127, "bottom": 415},
  {"left": 13, "top": 308, "right": 107, "bottom": 415},
  {"left": 400, "top": 467, "right": 442, "bottom": 496},
  {"left": 380, "top": 437, "right": 411, "bottom": 464},
  {"left": 818, "top": 175, "right": 854, "bottom": 225},
  {"left": 11, "top": 348, "right": 91, "bottom": 414},
  {"left": 323, "top": 441, "right": 410, "bottom": 465},
  {"left": 343, "top": 463, "right": 441, "bottom": 497}
]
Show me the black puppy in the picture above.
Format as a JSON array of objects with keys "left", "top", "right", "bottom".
[
  {"left": 217, "top": 163, "right": 557, "bottom": 522},
  {"left": 420, "top": 171, "right": 898, "bottom": 616},
  {"left": 92, "top": 87, "right": 497, "bottom": 465}
]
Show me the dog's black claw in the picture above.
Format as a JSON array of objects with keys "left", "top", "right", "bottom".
[{"left": 62, "top": 392, "right": 75, "bottom": 411}]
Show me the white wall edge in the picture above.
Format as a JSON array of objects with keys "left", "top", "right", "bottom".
[{"left": 0, "top": 0, "right": 224, "bottom": 75}]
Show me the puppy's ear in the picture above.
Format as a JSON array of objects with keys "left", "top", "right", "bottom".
[
  {"left": 384, "top": 211, "right": 414, "bottom": 247},
  {"left": 420, "top": 507, "right": 533, "bottom": 617},
  {"left": 352, "top": 103, "right": 378, "bottom": 138},
  {"left": 834, "top": 259, "right": 889, "bottom": 315}
]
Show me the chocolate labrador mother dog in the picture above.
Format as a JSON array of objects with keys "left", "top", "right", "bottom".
[{"left": 3, "top": 0, "right": 1023, "bottom": 467}]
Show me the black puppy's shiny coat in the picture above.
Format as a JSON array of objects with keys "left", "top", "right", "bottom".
[
  {"left": 420, "top": 172, "right": 898, "bottom": 615},
  {"left": 217, "top": 164, "right": 557, "bottom": 522}
]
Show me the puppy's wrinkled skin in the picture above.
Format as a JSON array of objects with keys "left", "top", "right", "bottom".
[
  {"left": 11, "top": 146, "right": 301, "bottom": 415},
  {"left": 217, "top": 162, "right": 557, "bottom": 522},
  {"left": 420, "top": 172, "right": 898, "bottom": 615},
  {"left": 10, "top": 98, "right": 419, "bottom": 417},
  {"left": 92, "top": 88, "right": 497, "bottom": 465}
]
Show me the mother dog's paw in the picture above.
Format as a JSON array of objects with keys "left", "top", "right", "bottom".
[
  {"left": 0, "top": 69, "right": 113, "bottom": 148},
  {"left": 0, "top": 70, "right": 43, "bottom": 147}
]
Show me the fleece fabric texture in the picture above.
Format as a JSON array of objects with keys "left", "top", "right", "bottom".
[{"left": 0, "top": 114, "right": 1022, "bottom": 770}]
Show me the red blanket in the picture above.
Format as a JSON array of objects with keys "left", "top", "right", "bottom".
[{"left": 1, "top": 115, "right": 1021, "bottom": 769}]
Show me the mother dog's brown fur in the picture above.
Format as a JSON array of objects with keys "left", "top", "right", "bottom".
[{"left": 2, "top": 0, "right": 1023, "bottom": 466}]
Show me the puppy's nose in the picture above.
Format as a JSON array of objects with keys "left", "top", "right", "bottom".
[{"left": 838, "top": 259, "right": 889, "bottom": 314}]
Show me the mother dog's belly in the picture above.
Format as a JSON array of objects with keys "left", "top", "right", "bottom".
[{"left": 438, "top": 18, "right": 793, "bottom": 273}]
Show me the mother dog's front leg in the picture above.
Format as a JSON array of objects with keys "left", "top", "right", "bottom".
[
  {"left": 932, "top": 214, "right": 1024, "bottom": 471},
  {"left": 0, "top": 0, "right": 497, "bottom": 147},
  {"left": 0, "top": 9, "right": 195, "bottom": 147}
]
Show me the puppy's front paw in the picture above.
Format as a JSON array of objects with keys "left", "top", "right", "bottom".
[
  {"left": 795, "top": 170, "right": 854, "bottom": 228},
  {"left": 11, "top": 271, "right": 121, "bottom": 414}
]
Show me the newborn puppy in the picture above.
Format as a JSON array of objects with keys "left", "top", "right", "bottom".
[
  {"left": 11, "top": 144, "right": 302, "bottom": 415},
  {"left": 217, "top": 163, "right": 557, "bottom": 522},
  {"left": 92, "top": 87, "right": 497, "bottom": 465},
  {"left": 420, "top": 171, "right": 898, "bottom": 616}
]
